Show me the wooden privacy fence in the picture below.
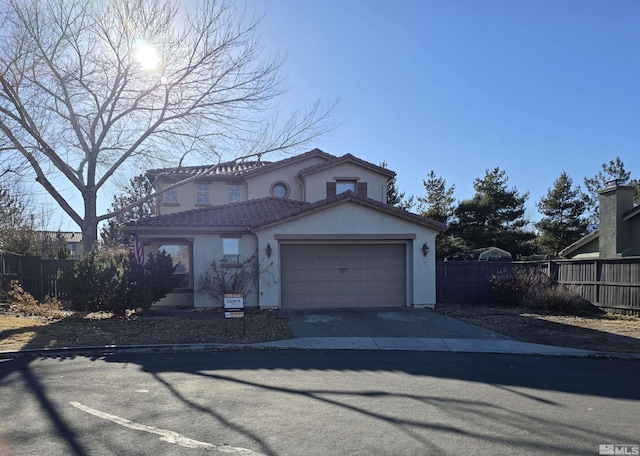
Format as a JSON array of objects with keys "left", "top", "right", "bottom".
[
  {"left": 0, "top": 252, "right": 76, "bottom": 299},
  {"left": 437, "top": 258, "right": 640, "bottom": 314}
]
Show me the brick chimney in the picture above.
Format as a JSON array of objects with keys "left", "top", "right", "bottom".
[{"left": 598, "top": 179, "right": 635, "bottom": 257}]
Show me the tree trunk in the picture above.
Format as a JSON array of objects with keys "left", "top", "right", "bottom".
[{"left": 82, "top": 191, "right": 98, "bottom": 252}]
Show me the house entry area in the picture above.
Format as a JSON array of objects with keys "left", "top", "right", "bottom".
[{"left": 279, "top": 243, "right": 407, "bottom": 309}]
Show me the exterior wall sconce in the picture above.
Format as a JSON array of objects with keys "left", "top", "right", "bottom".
[
  {"left": 422, "top": 242, "right": 429, "bottom": 257},
  {"left": 266, "top": 243, "right": 272, "bottom": 258}
]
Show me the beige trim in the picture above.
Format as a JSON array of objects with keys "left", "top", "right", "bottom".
[
  {"left": 132, "top": 226, "right": 249, "bottom": 234},
  {"left": 269, "top": 180, "right": 290, "bottom": 198},
  {"left": 143, "top": 236, "right": 194, "bottom": 243},
  {"left": 274, "top": 234, "right": 416, "bottom": 240}
]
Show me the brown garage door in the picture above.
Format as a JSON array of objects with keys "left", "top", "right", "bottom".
[{"left": 280, "top": 243, "right": 406, "bottom": 309}]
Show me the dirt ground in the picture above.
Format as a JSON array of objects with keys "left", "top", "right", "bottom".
[
  {"left": 434, "top": 302, "right": 640, "bottom": 354},
  {"left": 0, "top": 308, "right": 294, "bottom": 353},
  {"left": 1, "top": 303, "right": 639, "bottom": 354}
]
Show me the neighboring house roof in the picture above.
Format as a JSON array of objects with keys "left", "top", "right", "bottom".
[
  {"left": 296, "top": 153, "right": 395, "bottom": 179},
  {"left": 623, "top": 204, "right": 640, "bottom": 221},
  {"left": 146, "top": 159, "right": 269, "bottom": 180},
  {"left": 129, "top": 191, "right": 447, "bottom": 233},
  {"left": 558, "top": 230, "right": 600, "bottom": 258},
  {"left": 37, "top": 231, "right": 83, "bottom": 243}
]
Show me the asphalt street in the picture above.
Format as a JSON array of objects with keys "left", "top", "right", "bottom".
[{"left": 1, "top": 350, "right": 639, "bottom": 456}]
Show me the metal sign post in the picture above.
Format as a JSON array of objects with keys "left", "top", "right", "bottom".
[{"left": 223, "top": 294, "right": 245, "bottom": 336}]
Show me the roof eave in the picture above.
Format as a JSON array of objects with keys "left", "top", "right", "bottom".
[
  {"left": 623, "top": 205, "right": 640, "bottom": 221},
  {"left": 126, "top": 225, "right": 250, "bottom": 234},
  {"left": 558, "top": 230, "right": 599, "bottom": 257},
  {"left": 297, "top": 154, "right": 396, "bottom": 179},
  {"left": 252, "top": 193, "right": 447, "bottom": 232}
]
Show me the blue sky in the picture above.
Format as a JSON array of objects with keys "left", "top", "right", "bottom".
[
  {"left": 246, "top": 0, "right": 640, "bottom": 222},
  {"left": 37, "top": 0, "right": 639, "bottom": 231}
]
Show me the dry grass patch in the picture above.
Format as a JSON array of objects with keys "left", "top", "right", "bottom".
[
  {"left": 435, "top": 302, "right": 640, "bottom": 354},
  {"left": 0, "top": 307, "right": 294, "bottom": 353}
]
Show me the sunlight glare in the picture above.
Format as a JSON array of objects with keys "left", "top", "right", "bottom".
[{"left": 136, "top": 42, "right": 159, "bottom": 70}]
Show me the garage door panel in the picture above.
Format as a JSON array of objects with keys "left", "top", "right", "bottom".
[{"left": 280, "top": 243, "right": 406, "bottom": 309}]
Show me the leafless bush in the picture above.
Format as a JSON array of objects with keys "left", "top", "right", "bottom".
[
  {"left": 197, "top": 252, "right": 275, "bottom": 305},
  {"left": 6, "top": 280, "right": 66, "bottom": 319},
  {"left": 489, "top": 267, "right": 602, "bottom": 314}
]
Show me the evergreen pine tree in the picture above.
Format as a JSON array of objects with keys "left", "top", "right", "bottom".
[
  {"left": 583, "top": 157, "right": 640, "bottom": 228},
  {"left": 381, "top": 162, "right": 415, "bottom": 211},
  {"left": 536, "top": 172, "right": 589, "bottom": 256},
  {"left": 417, "top": 170, "right": 460, "bottom": 260},
  {"left": 100, "top": 175, "right": 156, "bottom": 247},
  {"left": 449, "top": 168, "right": 535, "bottom": 256}
]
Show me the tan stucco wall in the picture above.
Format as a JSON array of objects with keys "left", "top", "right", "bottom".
[
  {"left": 192, "top": 233, "right": 259, "bottom": 308},
  {"left": 145, "top": 232, "right": 259, "bottom": 308},
  {"left": 254, "top": 202, "right": 438, "bottom": 309},
  {"left": 244, "top": 156, "right": 327, "bottom": 201},
  {"left": 302, "top": 162, "right": 389, "bottom": 202},
  {"left": 158, "top": 180, "right": 248, "bottom": 215}
]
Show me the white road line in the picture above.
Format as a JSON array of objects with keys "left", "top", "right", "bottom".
[{"left": 70, "top": 401, "right": 265, "bottom": 455}]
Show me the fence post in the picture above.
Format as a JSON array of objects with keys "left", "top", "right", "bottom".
[{"left": 594, "top": 259, "right": 601, "bottom": 306}]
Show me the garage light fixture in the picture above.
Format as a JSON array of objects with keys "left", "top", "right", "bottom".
[
  {"left": 266, "top": 243, "right": 272, "bottom": 258},
  {"left": 422, "top": 242, "right": 429, "bottom": 257}
]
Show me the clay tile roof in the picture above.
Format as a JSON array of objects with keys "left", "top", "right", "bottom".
[
  {"left": 146, "top": 160, "right": 269, "bottom": 179},
  {"left": 250, "top": 191, "right": 447, "bottom": 232},
  {"left": 297, "top": 153, "right": 395, "bottom": 179},
  {"left": 130, "top": 192, "right": 446, "bottom": 233},
  {"left": 241, "top": 148, "right": 337, "bottom": 178},
  {"left": 131, "top": 197, "right": 309, "bottom": 229}
]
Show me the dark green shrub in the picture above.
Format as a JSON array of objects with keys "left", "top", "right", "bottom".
[
  {"left": 59, "top": 247, "right": 123, "bottom": 312},
  {"left": 60, "top": 247, "right": 178, "bottom": 315},
  {"left": 131, "top": 249, "right": 179, "bottom": 312}
]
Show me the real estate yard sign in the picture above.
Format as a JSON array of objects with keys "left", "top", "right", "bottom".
[{"left": 224, "top": 294, "right": 244, "bottom": 318}]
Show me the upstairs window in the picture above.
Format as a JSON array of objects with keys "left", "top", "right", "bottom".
[
  {"left": 327, "top": 180, "right": 367, "bottom": 198},
  {"left": 163, "top": 188, "right": 178, "bottom": 204},
  {"left": 228, "top": 185, "right": 241, "bottom": 203},
  {"left": 197, "top": 184, "right": 209, "bottom": 204},
  {"left": 336, "top": 180, "right": 356, "bottom": 194}
]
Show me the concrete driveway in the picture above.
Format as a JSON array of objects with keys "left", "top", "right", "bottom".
[{"left": 278, "top": 307, "right": 512, "bottom": 340}]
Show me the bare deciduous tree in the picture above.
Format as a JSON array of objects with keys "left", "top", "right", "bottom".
[{"left": 0, "top": 0, "right": 334, "bottom": 251}]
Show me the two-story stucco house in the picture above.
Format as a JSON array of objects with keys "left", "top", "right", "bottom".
[{"left": 128, "top": 149, "right": 446, "bottom": 309}]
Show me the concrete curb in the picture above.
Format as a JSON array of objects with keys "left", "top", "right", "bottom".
[{"left": 1, "top": 338, "right": 639, "bottom": 360}]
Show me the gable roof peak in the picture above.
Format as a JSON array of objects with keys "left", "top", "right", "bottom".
[{"left": 296, "top": 152, "right": 395, "bottom": 179}]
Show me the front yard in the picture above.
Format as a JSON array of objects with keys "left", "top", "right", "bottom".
[
  {"left": 434, "top": 302, "right": 640, "bottom": 354},
  {"left": 1, "top": 302, "right": 639, "bottom": 354}
]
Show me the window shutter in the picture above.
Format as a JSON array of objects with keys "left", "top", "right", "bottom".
[
  {"left": 326, "top": 182, "right": 336, "bottom": 197},
  {"left": 357, "top": 182, "right": 367, "bottom": 198}
]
